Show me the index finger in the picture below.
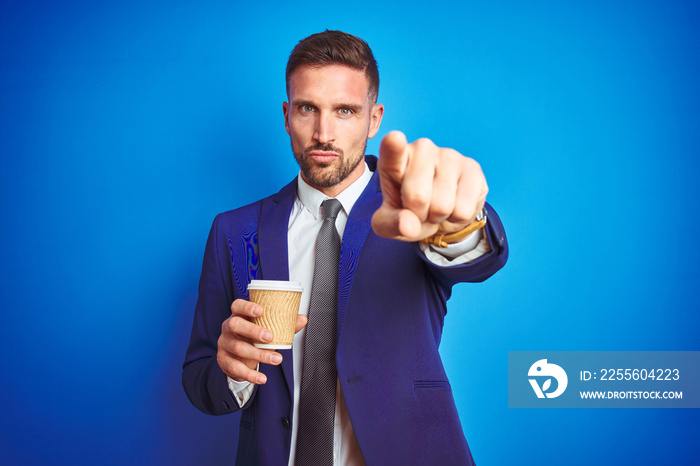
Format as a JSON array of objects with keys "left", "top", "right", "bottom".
[
  {"left": 231, "top": 298, "right": 263, "bottom": 318},
  {"left": 378, "top": 130, "right": 409, "bottom": 180}
]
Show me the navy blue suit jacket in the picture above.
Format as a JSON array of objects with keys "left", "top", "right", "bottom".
[{"left": 182, "top": 155, "right": 508, "bottom": 465}]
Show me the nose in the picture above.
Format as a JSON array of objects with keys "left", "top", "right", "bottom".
[{"left": 313, "top": 112, "right": 335, "bottom": 144}]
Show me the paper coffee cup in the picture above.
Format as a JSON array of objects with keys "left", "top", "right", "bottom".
[{"left": 247, "top": 280, "right": 303, "bottom": 349}]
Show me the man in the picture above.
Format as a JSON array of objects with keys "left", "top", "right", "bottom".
[{"left": 183, "top": 30, "right": 508, "bottom": 465}]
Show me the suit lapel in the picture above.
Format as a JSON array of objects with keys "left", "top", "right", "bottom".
[
  {"left": 337, "top": 157, "right": 383, "bottom": 339},
  {"left": 258, "top": 178, "right": 297, "bottom": 397}
]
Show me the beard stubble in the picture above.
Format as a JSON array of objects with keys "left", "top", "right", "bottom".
[{"left": 293, "top": 141, "right": 367, "bottom": 189}]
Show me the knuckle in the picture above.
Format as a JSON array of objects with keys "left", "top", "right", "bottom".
[
  {"left": 429, "top": 201, "right": 452, "bottom": 220},
  {"left": 462, "top": 155, "right": 482, "bottom": 172},
  {"left": 231, "top": 299, "right": 243, "bottom": 313},
  {"left": 413, "top": 137, "right": 435, "bottom": 151},
  {"left": 232, "top": 299, "right": 250, "bottom": 316},
  {"left": 223, "top": 316, "right": 235, "bottom": 332},
  {"left": 438, "top": 148, "right": 460, "bottom": 164},
  {"left": 228, "top": 316, "right": 247, "bottom": 334},
  {"left": 220, "top": 318, "right": 233, "bottom": 339},
  {"left": 231, "top": 340, "right": 248, "bottom": 356},
  {"left": 223, "top": 318, "right": 235, "bottom": 335},
  {"left": 403, "top": 190, "right": 430, "bottom": 208},
  {"left": 454, "top": 204, "right": 477, "bottom": 223}
]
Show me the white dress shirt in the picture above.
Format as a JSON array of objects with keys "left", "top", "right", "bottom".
[{"left": 229, "top": 162, "right": 491, "bottom": 465}]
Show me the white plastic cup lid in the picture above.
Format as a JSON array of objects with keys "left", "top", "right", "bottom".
[{"left": 247, "top": 280, "right": 303, "bottom": 292}]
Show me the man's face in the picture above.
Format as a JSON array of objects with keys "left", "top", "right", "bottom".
[{"left": 283, "top": 64, "right": 384, "bottom": 195}]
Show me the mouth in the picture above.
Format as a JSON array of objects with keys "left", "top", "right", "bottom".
[{"left": 306, "top": 150, "right": 339, "bottom": 163}]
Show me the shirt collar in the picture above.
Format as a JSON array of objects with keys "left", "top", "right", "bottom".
[{"left": 296, "top": 162, "right": 373, "bottom": 220}]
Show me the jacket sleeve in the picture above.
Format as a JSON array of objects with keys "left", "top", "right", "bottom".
[
  {"left": 182, "top": 214, "right": 241, "bottom": 415},
  {"left": 416, "top": 202, "right": 509, "bottom": 291}
]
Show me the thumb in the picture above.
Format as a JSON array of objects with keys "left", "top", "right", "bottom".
[{"left": 371, "top": 205, "right": 425, "bottom": 241}]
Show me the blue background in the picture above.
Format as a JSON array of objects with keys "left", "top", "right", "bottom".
[{"left": 1, "top": 0, "right": 698, "bottom": 464}]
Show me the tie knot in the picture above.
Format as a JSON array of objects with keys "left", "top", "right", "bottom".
[{"left": 321, "top": 198, "right": 342, "bottom": 220}]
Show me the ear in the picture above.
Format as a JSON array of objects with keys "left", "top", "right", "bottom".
[
  {"left": 283, "top": 101, "right": 290, "bottom": 135},
  {"left": 367, "top": 103, "right": 384, "bottom": 139}
]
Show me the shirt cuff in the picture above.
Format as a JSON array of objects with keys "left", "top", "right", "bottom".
[
  {"left": 227, "top": 375, "right": 255, "bottom": 408},
  {"left": 419, "top": 228, "right": 492, "bottom": 266}
]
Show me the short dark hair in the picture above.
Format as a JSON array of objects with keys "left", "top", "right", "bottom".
[{"left": 285, "top": 30, "right": 379, "bottom": 102}]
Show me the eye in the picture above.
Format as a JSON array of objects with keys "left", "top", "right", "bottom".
[
  {"left": 338, "top": 108, "right": 353, "bottom": 116},
  {"left": 300, "top": 104, "right": 315, "bottom": 113}
]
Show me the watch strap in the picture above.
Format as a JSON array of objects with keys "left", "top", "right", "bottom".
[{"left": 421, "top": 207, "right": 487, "bottom": 248}]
